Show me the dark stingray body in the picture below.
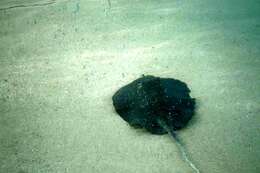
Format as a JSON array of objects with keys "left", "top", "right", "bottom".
[{"left": 112, "top": 75, "right": 196, "bottom": 134}]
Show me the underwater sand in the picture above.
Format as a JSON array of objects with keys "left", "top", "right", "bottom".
[{"left": 0, "top": 0, "right": 259, "bottom": 173}]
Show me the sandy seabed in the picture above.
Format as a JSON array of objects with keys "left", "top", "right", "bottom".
[{"left": 0, "top": 0, "right": 259, "bottom": 173}]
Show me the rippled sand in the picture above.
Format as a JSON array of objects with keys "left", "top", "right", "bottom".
[{"left": 0, "top": 0, "right": 259, "bottom": 173}]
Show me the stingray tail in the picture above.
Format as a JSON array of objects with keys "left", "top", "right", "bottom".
[
  {"left": 157, "top": 118, "right": 201, "bottom": 173},
  {"left": 107, "top": 0, "right": 111, "bottom": 8}
]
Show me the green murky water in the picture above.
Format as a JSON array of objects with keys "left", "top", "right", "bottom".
[{"left": 0, "top": 0, "right": 259, "bottom": 173}]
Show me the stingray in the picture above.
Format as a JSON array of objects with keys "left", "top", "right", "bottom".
[{"left": 112, "top": 75, "right": 200, "bottom": 173}]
